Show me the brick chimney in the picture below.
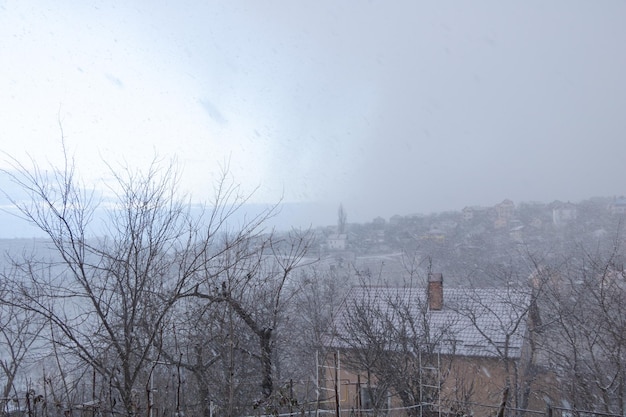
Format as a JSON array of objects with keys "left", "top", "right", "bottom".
[{"left": 428, "top": 273, "right": 444, "bottom": 311}]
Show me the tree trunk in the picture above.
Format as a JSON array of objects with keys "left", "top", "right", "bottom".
[{"left": 261, "top": 328, "right": 273, "bottom": 399}]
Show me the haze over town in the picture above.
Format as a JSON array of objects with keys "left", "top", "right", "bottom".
[{"left": 1, "top": 1, "right": 626, "bottom": 236}]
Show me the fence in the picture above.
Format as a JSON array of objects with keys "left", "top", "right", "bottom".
[
  {"left": 3, "top": 396, "right": 626, "bottom": 417},
  {"left": 285, "top": 403, "right": 625, "bottom": 417}
]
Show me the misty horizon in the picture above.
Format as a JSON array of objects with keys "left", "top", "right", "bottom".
[{"left": 1, "top": 2, "right": 625, "bottom": 238}]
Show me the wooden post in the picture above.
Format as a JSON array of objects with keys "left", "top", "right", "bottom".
[
  {"left": 290, "top": 379, "right": 294, "bottom": 415},
  {"left": 334, "top": 352, "right": 340, "bottom": 417},
  {"left": 356, "top": 374, "right": 361, "bottom": 417}
]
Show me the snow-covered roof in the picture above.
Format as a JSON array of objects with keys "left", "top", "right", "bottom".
[{"left": 330, "top": 285, "right": 530, "bottom": 359}]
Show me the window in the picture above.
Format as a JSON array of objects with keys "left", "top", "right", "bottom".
[{"left": 360, "top": 386, "right": 389, "bottom": 414}]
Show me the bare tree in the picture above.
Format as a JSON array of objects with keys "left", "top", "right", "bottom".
[
  {"left": 158, "top": 296, "right": 259, "bottom": 417},
  {"left": 338, "top": 204, "right": 347, "bottom": 235},
  {"left": 533, "top": 239, "right": 626, "bottom": 416},
  {"left": 280, "top": 265, "right": 351, "bottom": 409},
  {"left": 0, "top": 271, "right": 46, "bottom": 410},
  {"left": 452, "top": 266, "right": 535, "bottom": 415},
  {"left": 0, "top": 149, "right": 279, "bottom": 417},
  {"left": 181, "top": 228, "right": 315, "bottom": 413}
]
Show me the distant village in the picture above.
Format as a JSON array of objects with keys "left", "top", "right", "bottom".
[{"left": 315, "top": 196, "right": 626, "bottom": 285}]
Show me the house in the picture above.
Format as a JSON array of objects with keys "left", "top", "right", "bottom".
[
  {"left": 495, "top": 199, "right": 515, "bottom": 219},
  {"left": 552, "top": 202, "right": 577, "bottom": 226},
  {"left": 608, "top": 196, "right": 626, "bottom": 215},
  {"left": 462, "top": 206, "right": 488, "bottom": 221},
  {"left": 327, "top": 233, "right": 347, "bottom": 250},
  {"left": 462, "top": 206, "right": 475, "bottom": 221},
  {"left": 323, "top": 274, "right": 539, "bottom": 416},
  {"left": 389, "top": 215, "right": 404, "bottom": 225},
  {"left": 421, "top": 227, "right": 446, "bottom": 243},
  {"left": 372, "top": 216, "right": 386, "bottom": 227}
]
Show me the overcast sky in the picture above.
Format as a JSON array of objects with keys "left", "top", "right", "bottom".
[{"left": 1, "top": 1, "right": 625, "bottom": 232}]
